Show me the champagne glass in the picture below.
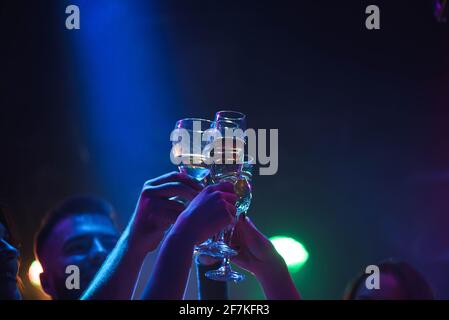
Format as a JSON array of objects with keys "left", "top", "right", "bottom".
[
  {"left": 197, "top": 113, "right": 248, "bottom": 259},
  {"left": 205, "top": 157, "right": 254, "bottom": 282},
  {"left": 171, "top": 118, "right": 217, "bottom": 256},
  {"left": 203, "top": 112, "right": 252, "bottom": 282}
]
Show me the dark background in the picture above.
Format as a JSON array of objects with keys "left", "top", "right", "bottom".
[{"left": 1, "top": 0, "right": 449, "bottom": 299}]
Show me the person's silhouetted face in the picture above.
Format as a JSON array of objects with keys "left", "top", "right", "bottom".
[
  {"left": 353, "top": 272, "right": 406, "bottom": 300},
  {"left": 344, "top": 260, "right": 434, "bottom": 300},
  {"left": 35, "top": 196, "right": 119, "bottom": 299}
]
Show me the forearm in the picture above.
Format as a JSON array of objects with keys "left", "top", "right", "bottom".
[
  {"left": 81, "top": 228, "right": 147, "bottom": 300},
  {"left": 256, "top": 259, "right": 301, "bottom": 300},
  {"left": 141, "top": 230, "right": 195, "bottom": 300}
]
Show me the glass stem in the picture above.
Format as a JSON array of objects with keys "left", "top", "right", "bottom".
[
  {"left": 218, "top": 229, "right": 225, "bottom": 243},
  {"left": 221, "top": 256, "right": 231, "bottom": 272}
]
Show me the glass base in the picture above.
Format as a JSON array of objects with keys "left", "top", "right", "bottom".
[
  {"left": 205, "top": 267, "right": 246, "bottom": 282},
  {"left": 195, "top": 241, "right": 237, "bottom": 258}
]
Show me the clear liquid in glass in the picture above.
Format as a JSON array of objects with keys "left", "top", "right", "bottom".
[{"left": 179, "top": 164, "right": 210, "bottom": 181}]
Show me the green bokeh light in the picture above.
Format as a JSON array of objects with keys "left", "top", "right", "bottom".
[{"left": 269, "top": 236, "right": 309, "bottom": 272}]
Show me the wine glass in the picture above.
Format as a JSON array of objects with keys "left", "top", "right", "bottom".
[
  {"left": 196, "top": 113, "right": 248, "bottom": 259},
  {"left": 203, "top": 112, "right": 252, "bottom": 282},
  {"left": 205, "top": 157, "right": 254, "bottom": 282},
  {"left": 171, "top": 118, "right": 217, "bottom": 256}
]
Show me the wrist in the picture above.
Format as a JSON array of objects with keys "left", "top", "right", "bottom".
[
  {"left": 255, "top": 257, "right": 300, "bottom": 300},
  {"left": 123, "top": 225, "right": 152, "bottom": 259},
  {"left": 255, "top": 252, "right": 289, "bottom": 281},
  {"left": 168, "top": 221, "right": 198, "bottom": 246}
]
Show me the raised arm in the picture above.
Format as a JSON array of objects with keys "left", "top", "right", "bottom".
[
  {"left": 141, "top": 182, "right": 237, "bottom": 300},
  {"left": 230, "top": 215, "right": 301, "bottom": 300},
  {"left": 81, "top": 172, "right": 202, "bottom": 300}
]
